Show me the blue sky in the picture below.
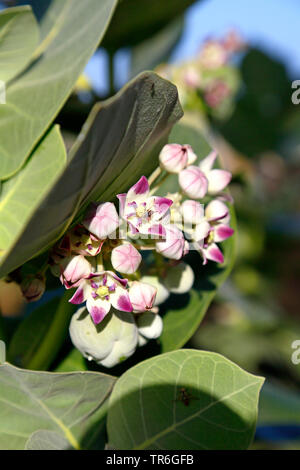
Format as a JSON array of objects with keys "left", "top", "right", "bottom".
[
  {"left": 1, "top": 1, "right": 298, "bottom": 93},
  {"left": 86, "top": 0, "right": 300, "bottom": 94}
]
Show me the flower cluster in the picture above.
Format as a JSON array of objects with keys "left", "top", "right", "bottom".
[
  {"left": 157, "top": 30, "right": 246, "bottom": 119},
  {"left": 22, "top": 142, "right": 234, "bottom": 367}
]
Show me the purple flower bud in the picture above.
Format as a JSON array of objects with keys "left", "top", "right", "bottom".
[
  {"left": 111, "top": 243, "right": 142, "bottom": 274},
  {"left": 179, "top": 166, "right": 208, "bottom": 199},
  {"left": 83, "top": 202, "right": 119, "bottom": 239},
  {"left": 159, "top": 144, "right": 197, "bottom": 173},
  {"left": 129, "top": 281, "right": 157, "bottom": 313},
  {"left": 180, "top": 200, "right": 204, "bottom": 225},
  {"left": 156, "top": 225, "right": 185, "bottom": 260},
  {"left": 60, "top": 255, "right": 91, "bottom": 289}
]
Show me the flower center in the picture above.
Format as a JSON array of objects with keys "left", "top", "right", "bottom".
[
  {"left": 136, "top": 204, "right": 147, "bottom": 218},
  {"left": 96, "top": 285, "right": 109, "bottom": 298},
  {"left": 206, "top": 230, "right": 214, "bottom": 245}
]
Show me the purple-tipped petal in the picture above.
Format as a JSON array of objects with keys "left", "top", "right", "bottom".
[
  {"left": 69, "top": 286, "right": 85, "bottom": 305},
  {"left": 90, "top": 306, "right": 107, "bottom": 324},
  {"left": 116, "top": 293, "right": 133, "bottom": 312},
  {"left": 214, "top": 225, "right": 234, "bottom": 242},
  {"left": 127, "top": 176, "right": 149, "bottom": 202},
  {"left": 153, "top": 196, "right": 173, "bottom": 216},
  {"left": 205, "top": 243, "right": 224, "bottom": 264}
]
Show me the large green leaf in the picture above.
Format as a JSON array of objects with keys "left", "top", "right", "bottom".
[
  {"left": 158, "top": 123, "right": 236, "bottom": 352},
  {"left": 0, "top": 362, "right": 115, "bottom": 450},
  {"left": 107, "top": 349, "right": 264, "bottom": 450},
  {"left": 0, "top": 125, "right": 66, "bottom": 263},
  {"left": 0, "top": 6, "right": 39, "bottom": 83},
  {"left": 0, "top": 0, "right": 117, "bottom": 179},
  {"left": 0, "top": 72, "right": 182, "bottom": 278},
  {"left": 103, "top": 0, "right": 197, "bottom": 50}
]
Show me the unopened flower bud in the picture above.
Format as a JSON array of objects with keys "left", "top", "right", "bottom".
[
  {"left": 69, "top": 307, "right": 138, "bottom": 368},
  {"left": 21, "top": 274, "right": 45, "bottom": 303},
  {"left": 180, "top": 200, "right": 204, "bottom": 225},
  {"left": 111, "top": 242, "right": 142, "bottom": 274},
  {"left": 159, "top": 144, "right": 197, "bottom": 174},
  {"left": 140, "top": 275, "right": 170, "bottom": 306},
  {"left": 60, "top": 255, "right": 91, "bottom": 289},
  {"left": 156, "top": 224, "right": 185, "bottom": 260},
  {"left": 137, "top": 312, "right": 163, "bottom": 340},
  {"left": 179, "top": 166, "right": 208, "bottom": 199},
  {"left": 129, "top": 281, "right": 157, "bottom": 313},
  {"left": 83, "top": 202, "right": 119, "bottom": 239},
  {"left": 163, "top": 262, "right": 195, "bottom": 294}
]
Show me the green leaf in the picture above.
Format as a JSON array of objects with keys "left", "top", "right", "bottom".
[
  {"left": 0, "top": 125, "right": 66, "bottom": 265},
  {"left": 103, "top": 0, "right": 197, "bottom": 50},
  {"left": 0, "top": 6, "right": 39, "bottom": 83},
  {"left": 131, "top": 16, "right": 184, "bottom": 78},
  {"left": 0, "top": 0, "right": 117, "bottom": 179},
  {"left": 158, "top": 123, "right": 236, "bottom": 352},
  {"left": 25, "top": 430, "right": 70, "bottom": 450},
  {"left": 0, "top": 362, "right": 116, "bottom": 450},
  {"left": 107, "top": 349, "right": 264, "bottom": 450},
  {"left": 0, "top": 72, "right": 182, "bottom": 277},
  {"left": 8, "top": 291, "right": 75, "bottom": 371}
]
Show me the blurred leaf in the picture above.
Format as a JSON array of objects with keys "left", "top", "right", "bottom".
[
  {"left": 0, "top": 362, "right": 115, "bottom": 450},
  {"left": 216, "top": 48, "right": 292, "bottom": 157},
  {"left": 158, "top": 123, "right": 236, "bottom": 352},
  {"left": 259, "top": 382, "right": 300, "bottom": 426},
  {"left": 0, "top": 0, "right": 117, "bottom": 179},
  {"left": 107, "top": 349, "right": 264, "bottom": 449},
  {"left": 0, "top": 72, "right": 182, "bottom": 278},
  {"left": 103, "top": 0, "right": 196, "bottom": 51},
  {"left": 0, "top": 6, "right": 39, "bottom": 82},
  {"left": 8, "top": 291, "right": 75, "bottom": 370},
  {"left": 131, "top": 16, "right": 184, "bottom": 78},
  {"left": 0, "top": 125, "right": 66, "bottom": 270}
]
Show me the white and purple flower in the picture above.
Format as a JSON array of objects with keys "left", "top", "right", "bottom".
[
  {"left": 117, "top": 176, "right": 172, "bottom": 237},
  {"left": 189, "top": 199, "right": 234, "bottom": 264},
  {"left": 198, "top": 150, "right": 232, "bottom": 195},
  {"left": 69, "top": 271, "right": 133, "bottom": 324}
]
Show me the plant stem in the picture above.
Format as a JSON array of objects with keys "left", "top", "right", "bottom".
[
  {"left": 148, "top": 166, "right": 162, "bottom": 186},
  {"left": 27, "top": 290, "right": 75, "bottom": 371}
]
